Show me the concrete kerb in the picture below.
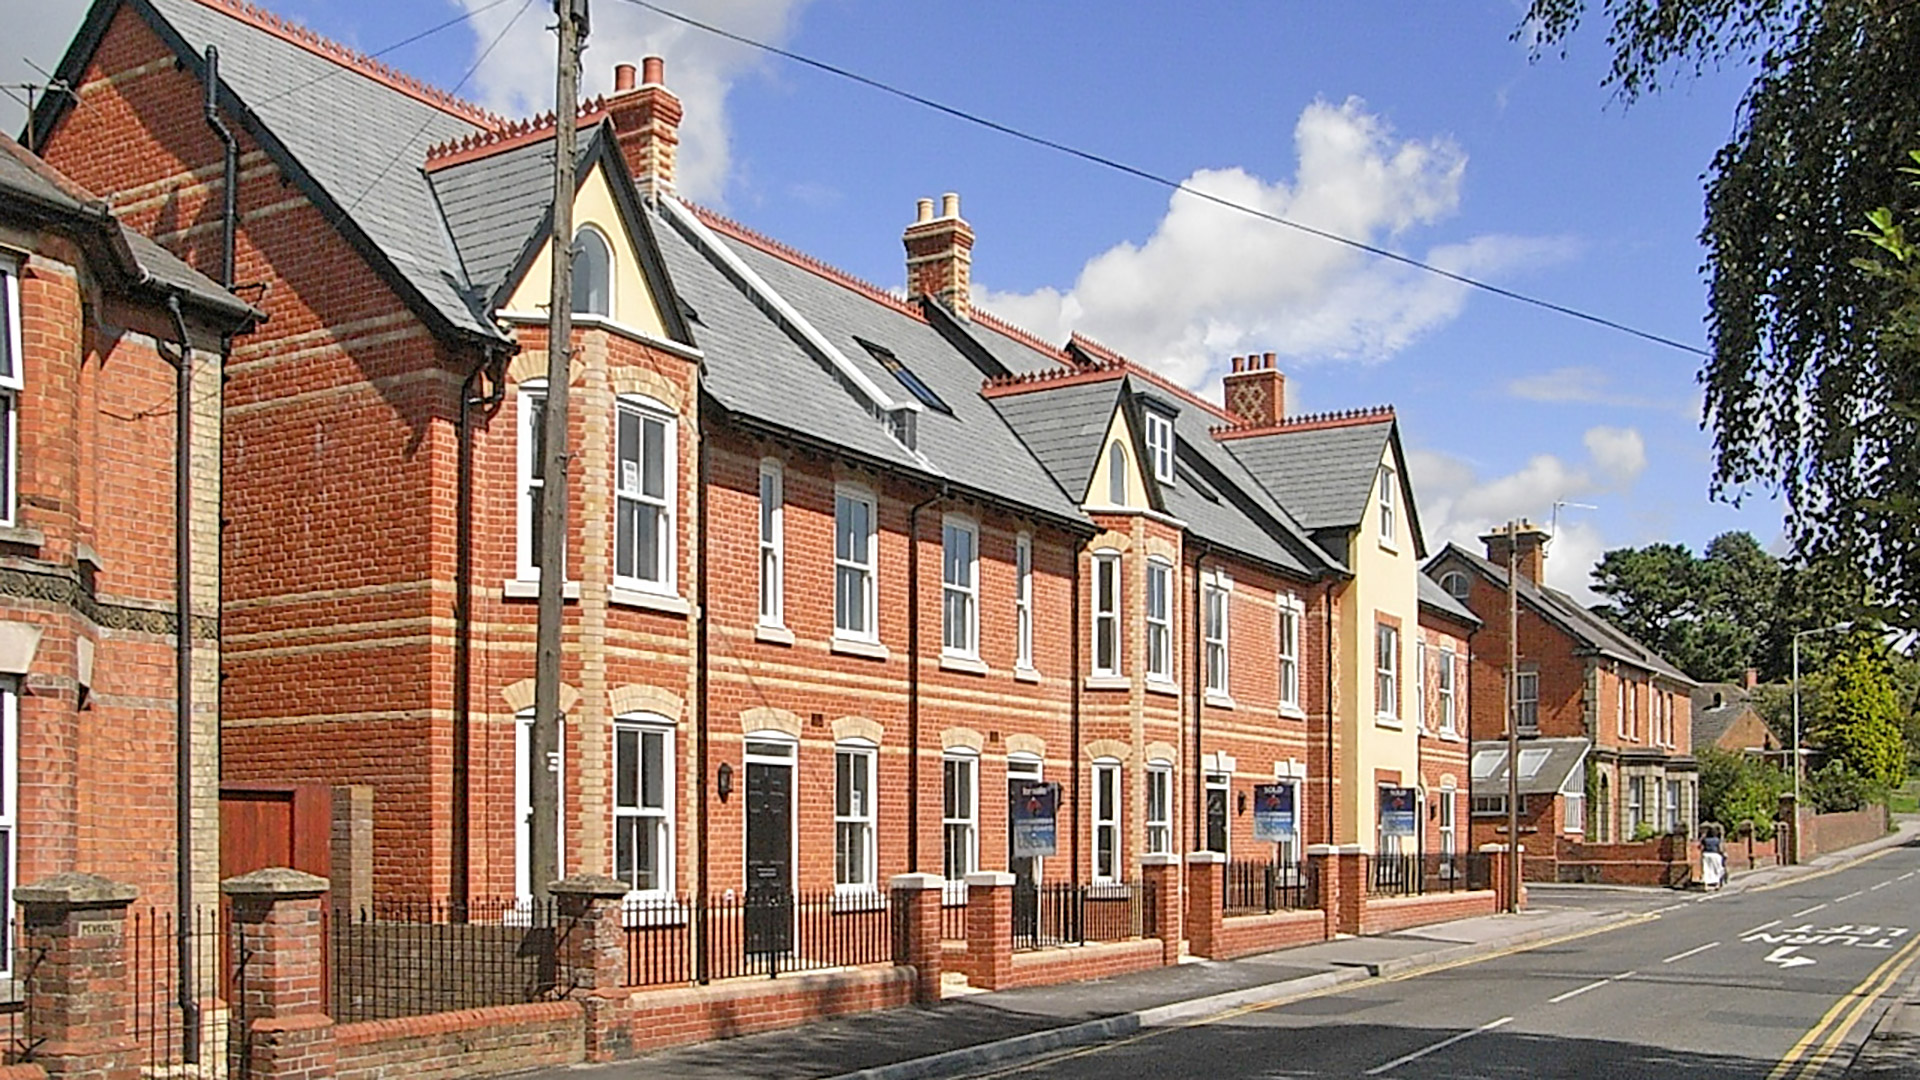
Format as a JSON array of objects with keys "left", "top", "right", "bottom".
[{"left": 826, "top": 911, "right": 1648, "bottom": 1080}]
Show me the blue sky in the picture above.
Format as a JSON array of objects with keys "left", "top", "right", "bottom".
[{"left": 3, "top": 0, "right": 1780, "bottom": 600}]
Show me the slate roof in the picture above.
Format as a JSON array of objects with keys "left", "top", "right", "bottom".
[
  {"left": 986, "top": 379, "right": 1121, "bottom": 509},
  {"left": 1417, "top": 572, "right": 1479, "bottom": 626},
  {"left": 1224, "top": 418, "right": 1393, "bottom": 532},
  {"left": 1470, "top": 737, "right": 1589, "bottom": 797},
  {"left": 1162, "top": 396, "right": 1334, "bottom": 577},
  {"left": 44, "top": 0, "right": 502, "bottom": 340},
  {"left": 431, "top": 135, "right": 571, "bottom": 305},
  {"left": 1433, "top": 544, "right": 1696, "bottom": 686}
]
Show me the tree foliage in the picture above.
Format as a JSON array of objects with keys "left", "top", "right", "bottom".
[
  {"left": 1697, "top": 746, "right": 1788, "bottom": 838},
  {"left": 1523, "top": 0, "right": 1920, "bottom": 630},
  {"left": 1589, "top": 530, "right": 1794, "bottom": 681},
  {"left": 1812, "top": 642, "right": 1908, "bottom": 787}
]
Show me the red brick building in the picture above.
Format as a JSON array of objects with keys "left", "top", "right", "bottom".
[
  {"left": 1427, "top": 525, "right": 1698, "bottom": 849},
  {"left": 0, "top": 131, "right": 256, "bottom": 939},
  {"left": 34, "top": 0, "right": 1480, "bottom": 917}
]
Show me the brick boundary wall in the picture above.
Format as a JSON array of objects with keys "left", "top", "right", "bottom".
[
  {"left": 1210, "top": 910, "right": 1327, "bottom": 961},
  {"left": 1002, "top": 939, "right": 1167, "bottom": 990},
  {"left": 1359, "top": 891, "right": 1499, "bottom": 936},
  {"left": 333, "top": 1003, "right": 584, "bottom": 1080},
  {"left": 622, "top": 966, "right": 916, "bottom": 1052},
  {"left": 1801, "top": 806, "right": 1891, "bottom": 860}
]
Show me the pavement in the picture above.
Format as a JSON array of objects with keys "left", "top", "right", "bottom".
[{"left": 517, "top": 822, "right": 1920, "bottom": 1080}]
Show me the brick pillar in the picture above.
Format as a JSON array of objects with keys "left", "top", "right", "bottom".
[
  {"left": 1140, "top": 854, "right": 1183, "bottom": 964},
  {"left": 1183, "top": 852, "right": 1226, "bottom": 959},
  {"left": 1305, "top": 844, "right": 1340, "bottom": 941},
  {"left": 1480, "top": 844, "right": 1527, "bottom": 912},
  {"left": 222, "top": 868, "right": 334, "bottom": 1080},
  {"left": 1333, "top": 845, "right": 1367, "bottom": 936},
  {"left": 15, "top": 873, "right": 139, "bottom": 1080},
  {"left": 328, "top": 785, "right": 373, "bottom": 915},
  {"left": 1778, "top": 793, "right": 1800, "bottom": 864},
  {"left": 963, "top": 872, "right": 1013, "bottom": 991},
  {"left": 553, "top": 874, "right": 633, "bottom": 1062},
  {"left": 889, "top": 873, "right": 945, "bottom": 1004}
]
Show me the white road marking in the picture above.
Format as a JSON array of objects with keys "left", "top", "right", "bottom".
[
  {"left": 1745, "top": 919, "right": 1783, "bottom": 935},
  {"left": 1872, "top": 881, "right": 1892, "bottom": 891},
  {"left": 1663, "top": 942, "right": 1720, "bottom": 964},
  {"left": 1763, "top": 946, "right": 1817, "bottom": 969},
  {"left": 1548, "top": 971, "right": 1637, "bottom": 1004},
  {"left": 1901, "top": 872, "right": 1915, "bottom": 881},
  {"left": 1791, "top": 904, "right": 1828, "bottom": 918},
  {"left": 1364, "top": 1017, "right": 1514, "bottom": 1075},
  {"left": 1653, "top": 903, "right": 1685, "bottom": 914},
  {"left": 1837, "top": 891, "right": 1864, "bottom": 902}
]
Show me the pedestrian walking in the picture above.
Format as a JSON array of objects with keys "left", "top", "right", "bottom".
[{"left": 1701, "top": 824, "right": 1726, "bottom": 889}]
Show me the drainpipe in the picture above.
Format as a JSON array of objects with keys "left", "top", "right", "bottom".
[
  {"left": 905, "top": 486, "right": 945, "bottom": 873},
  {"left": 453, "top": 352, "right": 506, "bottom": 910},
  {"left": 203, "top": 47, "right": 237, "bottom": 291},
  {"left": 694, "top": 398, "right": 711, "bottom": 983},
  {"left": 1069, "top": 546, "right": 1081, "bottom": 892},
  {"left": 163, "top": 295, "right": 201, "bottom": 1064}
]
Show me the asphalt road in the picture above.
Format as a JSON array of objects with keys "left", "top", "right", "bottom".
[{"left": 968, "top": 840, "right": 1920, "bottom": 1079}]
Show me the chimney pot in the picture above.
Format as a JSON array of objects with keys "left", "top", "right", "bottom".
[
  {"left": 941, "top": 192, "right": 960, "bottom": 218},
  {"left": 1222, "top": 350, "right": 1286, "bottom": 426},
  {"left": 916, "top": 197, "right": 934, "bottom": 223},
  {"left": 642, "top": 55, "right": 665, "bottom": 85},
  {"left": 1263, "top": 351, "right": 1276, "bottom": 369},
  {"left": 1481, "top": 523, "right": 1551, "bottom": 586},
  {"left": 608, "top": 55, "right": 682, "bottom": 198},
  {"left": 614, "top": 63, "right": 636, "bottom": 92}
]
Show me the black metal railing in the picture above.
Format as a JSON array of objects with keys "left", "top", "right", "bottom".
[
  {"left": 1369, "top": 852, "right": 1491, "bottom": 897},
  {"left": 622, "top": 889, "right": 895, "bottom": 988},
  {"left": 1012, "top": 881, "right": 1148, "bottom": 951},
  {"left": 941, "top": 894, "right": 969, "bottom": 942},
  {"left": 1223, "top": 860, "right": 1316, "bottom": 914},
  {"left": 128, "top": 905, "right": 229, "bottom": 1079},
  {"left": 327, "top": 898, "right": 558, "bottom": 1023}
]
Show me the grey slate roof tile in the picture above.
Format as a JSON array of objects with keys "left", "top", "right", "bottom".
[
  {"left": 1224, "top": 420, "right": 1393, "bottom": 532},
  {"left": 1418, "top": 572, "right": 1479, "bottom": 625},
  {"left": 429, "top": 136, "right": 565, "bottom": 301}
]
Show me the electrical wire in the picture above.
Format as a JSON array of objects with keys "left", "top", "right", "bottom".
[
  {"left": 251, "top": 0, "right": 520, "bottom": 107},
  {"left": 342, "top": 0, "right": 535, "bottom": 216},
  {"left": 616, "top": 0, "right": 1710, "bottom": 359}
]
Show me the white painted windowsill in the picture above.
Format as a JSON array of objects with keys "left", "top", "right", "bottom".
[
  {"left": 503, "top": 579, "right": 579, "bottom": 601},
  {"left": 939, "top": 653, "right": 988, "bottom": 676},
  {"left": 1374, "top": 715, "right": 1404, "bottom": 730},
  {"left": 831, "top": 635, "right": 889, "bottom": 661},
  {"left": 1084, "top": 674, "right": 1130, "bottom": 692},
  {"left": 1013, "top": 666, "right": 1042, "bottom": 684},
  {"left": 1145, "top": 678, "right": 1180, "bottom": 697},
  {"left": 754, "top": 623, "right": 795, "bottom": 646},
  {"left": 1204, "top": 692, "right": 1237, "bottom": 711},
  {"left": 609, "top": 586, "right": 690, "bottom": 616},
  {"left": 1279, "top": 704, "right": 1308, "bottom": 721}
]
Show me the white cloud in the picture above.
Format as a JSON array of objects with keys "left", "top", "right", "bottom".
[
  {"left": 458, "top": 0, "right": 814, "bottom": 203},
  {"left": 1408, "top": 425, "right": 1647, "bottom": 603},
  {"left": 1506, "top": 364, "right": 1693, "bottom": 416},
  {"left": 976, "top": 97, "right": 1575, "bottom": 387}
]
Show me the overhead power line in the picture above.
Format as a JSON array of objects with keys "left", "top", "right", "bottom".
[{"left": 616, "top": 0, "right": 1711, "bottom": 359}]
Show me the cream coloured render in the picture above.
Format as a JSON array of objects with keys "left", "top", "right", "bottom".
[
  {"left": 1083, "top": 405, "right": 1151, "bottom": 510},
  {"left": 503, "top": 161, "right": 671, "bottom": 339}
]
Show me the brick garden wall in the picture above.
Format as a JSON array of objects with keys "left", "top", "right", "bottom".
[
  {"left": 1359, "top": 890, "right": 1498, "bottom": 936},
  {"left": 1210, "top": 909, "right": 1326, "bottom": 961},
  {"left": 1801, "top": 806, "right": 1891, "bottom": 860},
  {"left": 333, "top": 1003, "right": 584, "bottom": 1080}
]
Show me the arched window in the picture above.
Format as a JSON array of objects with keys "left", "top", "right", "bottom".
[
  {"left": 571, "top": 227, "right": 612, "bottom": 316},
  {"left": 1107, "top": 441, "right": 1127, "bottom": 505},
  {"left": 1439, "top": 571, "right": 1470, "bottom": 601}
]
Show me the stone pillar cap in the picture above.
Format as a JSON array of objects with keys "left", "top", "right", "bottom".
[
  {"left": 962, "top": 871, "right": 1015, "bottom": 888},
  {"left": 1185, "top": 851, "right": 1228, "bottom": 865},
  {"left": 889, "top": 872, "right": 947, "bottom": 891},
  {"left": 15, "top": 872, "right": 138, "bottom": 907},
  {"left": 1139, "top": 853, "right": 1181, "bottom": 866},
  {"left": 551, "top": 873, "right": 630, "bottom": 899},
  {"left": 221, "top": 867, "right": 330, "bottom": 898}
]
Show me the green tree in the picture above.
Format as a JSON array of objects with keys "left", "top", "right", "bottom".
[
  {"left": 1521, "top": 0, "right": 1920, "bottom": 630},
  {"left": 1589, "top": 532, "right": 1772, "bottom": 682},
  {"left": 1697, "top": 747, "right": 1788, "bottom": 839},
  {"left": 1812, "top": 643, "right": 1908, "bottom": 788}
]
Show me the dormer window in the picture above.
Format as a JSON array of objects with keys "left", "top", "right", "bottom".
[
  {"left": 1143, "top": 410, "right": 1174, "bottom": 485},
  {"left": 1440, "top": 571, "right": 1470, "bottom": 601},
  {"left": 571, "top": 226, "right": 612, "bottom": 317},
  {"left": 1378, "top": 465, "right": 1397, "bottom": 546}
]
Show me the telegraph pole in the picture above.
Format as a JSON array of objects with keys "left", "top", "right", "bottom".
[
  {"left": 1504, "top": 520, "right": 1520, "bottom": 913},
  {"left": 532, "top": 0, "right": 587, "bottom": 904}
]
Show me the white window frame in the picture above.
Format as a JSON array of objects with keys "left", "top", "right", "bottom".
[
  {"left": 1145, "top": 557, "right": 1172, "bottom": 683},
  {"left": 941, "top": 514, "right": 979, "bottom": 659},
  {"left": 0, "top": 682, "right": 15, "bottom": 975},
  {"left": 1145, "top": 762, "right": 1172, "bottom": 855},
  {"left": 612, "top": 716, "right": 674, "bottom": 898},
  {"left": 1438, "top": 785, "right": 1457, "bottom": 861},
  {"left": 1375, "top": 622, "right": 1399, "bottom": 722},
  {"left": 1438, "top": 646, "right": 1457, "bottom": 734},
  {"left": 1092, "top": 760, "right": 1122, "bottom": 883},
  {"left": 571, "top": 225, "right": 614, "bottom": 317},
  {"left": 0, "top": 256, "right": 19, "bottom": 529},
  {"left": 1439, "top": 570, "right": 1469, "bottom": 601},
  {"left": 1516, "top": 671, "right": 1539, "bottom": 734},
  {"left": 942, "top": 751, "right": 978, "bottom": 882},
  {"left": 516, "top": 383, "right": 548, "bottom": 581},
  {"left": 1564, "top": 791, "right": 1586, "bottom": 834},
  {"left": 1204, "top": 573, "right": 1231, "bottom": 700},
  {"left": 1617, "top": 678, "right": 1629, "bottom": 739},
  {"left": 613, "top": 396, "right": 676, "bottom": 593},
  {"left": 834, "top": 485, "right": 878, "bottom": 642},
  {"left": 834, "top": 742, "right": 877, "bottom": 892},
  {"left": 1665, "top": 778, "right": 1681, "bottom": 833},
  {"left": 1277, "top": 596, "right": 1303, "bottom": 714},
  {"left": 758, "top": 460, "right": 784, "bottom": 627},
  {"left": 1014, "top": 532, "right": 1034, "bottom": 671},
  {"left": 1143, "top": 410, "right": 1174, "bottom": 484},
  {"left": 1377, "top": 465, "right": 1397, "bottom": 546},
  {"left": 1092, "top": 551, "right": 1121, "bottom": 677},
  {"left": 1627, "top": 775, "right": 1645, "bottom": 834},
  {"left": 1106, "top": 441, "right": 1128, "bottom": 505},
  {"left": 1416, "top": 639, "right": 1429, "bottom": 731},
  {"left": 513, "top": 709, "right": 566, "bottom": 901}
]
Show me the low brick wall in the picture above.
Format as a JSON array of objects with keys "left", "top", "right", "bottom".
[
  {"left": 1802, "top": 806, "right": 1891, "bottom": 859},
  {"left": 1724, "top": 836, "right": 1778, "bottom": 871},
  {"left": 624, "top": 965, "right": 915, "bottom": 1053},
  {"left": 1359, "top": 891, "right": 1498, "bottom": 936},
  {"left": 1208, "top": 910, "right": 1327, "bottom": 961},
  {"left": 1550, "top": 837, "right": 1694, "bottom": 887},
  {"left": 1002, "top": 938, "right": 1166, "bottom": 990},
  {"left": 334, "top": 1002, "right": 584, "bottom": 1080},
  {"left": 0, "top": 1065, "right": 47, "bottom": 1080}
]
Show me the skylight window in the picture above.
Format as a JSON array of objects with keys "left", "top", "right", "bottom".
[{"left": 857, "top": 338, "right": 951, "bottom": 415}]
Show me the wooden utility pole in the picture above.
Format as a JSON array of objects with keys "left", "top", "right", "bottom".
[
  {"left": 531, "top": 0, "right": 587, "bottom": 904},
  {"left": 1504, "top": 520, "right": 1521, "bottom": 913}
]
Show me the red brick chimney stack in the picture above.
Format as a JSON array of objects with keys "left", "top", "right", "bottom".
[
  {"left": 1743, "top": 667, "right": 1759, "bottom": 690},
  {"left": 607, "top": 55, "right": 681, "bottom": 199},
  {"left": 1482, "top": 521, "right": 1551, "bottom": 586},
  {"left": 1223, "top": 351, "right": 1286, "bottom": 427},
  {"left": 904, "top": 192, "right": 975, "bottom": 320}
]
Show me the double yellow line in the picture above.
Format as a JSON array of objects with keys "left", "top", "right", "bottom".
[{"left": 1767, "top": 929, "right": 1920, "bottom": 1079}]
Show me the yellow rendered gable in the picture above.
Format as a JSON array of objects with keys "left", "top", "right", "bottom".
[
  {"left": 1084, "top": 406, "right": 1149, "bottom": 510},
  {"left": 503, "top": 161, "right": 669, "bottom": 339}
]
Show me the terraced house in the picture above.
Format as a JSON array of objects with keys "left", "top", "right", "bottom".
[{"left": 31, "top": 0, "right": 1482, "bottom": 934}]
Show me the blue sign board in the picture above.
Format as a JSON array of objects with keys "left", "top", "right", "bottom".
[
  {"left": 1380, "top": 786, "right": 1418, "bottom": 837},
  {"left": 1011, "top": 781, "right": 1059, "bottom": 858},
  {"left": 1252, "top": 782, "right": 1296, "bottom": 842}
]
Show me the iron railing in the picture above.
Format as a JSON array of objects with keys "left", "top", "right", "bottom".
[
  {"left": 1223, "top": 860, "right": 1316, "bottom": 914},
  {"left": 622, "top": 889, "right": 895, "bottom": 988},
  {"left": 1012, "top": 881, "right": 1149, "bottom": 951},
  {"left": 128, "top": 905, "right": 230, "bottom": 1079},
  {"left": 1369, "top": 852, "right": 1491, "bottom": 897},
  {"left": 941, "top": 894, "right": 969, "bottom": 942},
  {"left": 327, "top": 898, "right": 559, "bottom": 1023}
]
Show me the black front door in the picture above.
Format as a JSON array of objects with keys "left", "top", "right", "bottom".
[
  {"left": 1206, "top": 785, "right": 1229, "bottom": 854},
  {"left": 745, "top": 761, "right": 793, "bottom": 956}
]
